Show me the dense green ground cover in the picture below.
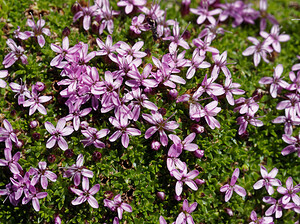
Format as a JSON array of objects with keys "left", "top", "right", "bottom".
[{"left": 0, "top": 0, "right": 299, "bottom": 223}]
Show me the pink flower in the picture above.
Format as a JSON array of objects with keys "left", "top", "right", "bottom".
[
  {"left": 0, "top": 119, "right": 19, "bottom": 149},
  {"left": 260, "top": 25, "right": 290, "bottom": 53},
  {"left": 26, "top": 16, "right": 51, "bottom": 48},
  {"left": 104, "top": 194, "right": 132, "bottom": 220},
  {"left": 253, "top": 166, "right": 281, "bottom": 195},
  {"left": 242, "top": 37, "right": 273, "bottom": 67},
  {"left": 176, "top": 199, "right": 197, "bottom": 224},
  {"left": 0, "top": 70, "right": 8, "bottom": 88},
  {"left": 249, "top": 210, "right": 274, "bottom": 224},
  {"left": 171, "top": 163, "right": 199, "bottom": 196},
  {"left": 117, "top": 0, "right": 146, "bottom": 14},
  {"left": 29, "top": 161, "right": 57, "bottom": 190},
  {"left": 0, "top": 148, "right": 22, "bottom": 174},
  {"left": 45, "top": 119, "right": 74, "bottom": 151},
  {"left": 163, "top": 22, "right": 190, "bottom": 51},
  {"left": 73, "top": 3, "right": 98, "bottom": 31},
  {"left": 2, "top": 39, "right": 28, "bottom": 68},
  {"left": 259, "top": 64, "right": 289, "bottom": 98},
  {"left": 81, "top": 127, "right": 110, "bottom": 148},
  {"left": 277, "top": 177, "right": 300, "bottom": 205},
  {"left": 142, "top": 111, "right": 179, "bottom": 146},
  {"left": 71, "top": 178, "right": 100, "bottom": 208},
  {"left": 220, "top": 168, "right": 246, "bottom": 202},
  {"left": 63, "top": 154, "right": 94, "bottom": 186},
  {"left": 23, "top": 87, "right": 52, "bottom": 115},
  {"left": 22, "top": 185, "right": 47, "bottom": 212}
]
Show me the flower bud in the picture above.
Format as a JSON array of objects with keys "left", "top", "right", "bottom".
[
  {"left": 195, "top": 179, "right": 205, "bottom": 185},
  {"left": 35, "top": 82, "right": 45, "bottom": 91},
  {"left": 174, "top": 194, "right": 181, "bottom": 201},
  {"left": 10, "top": 110, "right": 16, "bottom": 117},
  {"left": 104, "top": 191, "right": 113, "bottom": 199},
  {"left": 225, "top": 208, "right": 234, "bottom": 216},
  {"left": 156, "top": 192, "right": 165, "bottom": 201},
  {"left": 32, "top": 132, "right": 41, "bottom": 141},
  {"left": 158, "top": 108, "right": 167, "bottom": 116},
  {"left": 64, "top": 149, "right": 74, "bottom": 158},
  {"left": 190, "top": 124, "right": 204, "bottom": 134},
  {"left": 71, "top": 2, "right": 81, "bottom": 14},
  {"left": 48, "top": 154, "right": 56, "bottom": 163},
  {"left": 181, "top": 0, "right": 191, "bottom": 16},
  {"left": 168, "top": 89, "right": 178, "bottom": 100},
  {"left": 92, "top": 151, "right": 102, "bottom": 161},
  {"left": 145, "top": 48, "right": 151, "bottom": 57},
  {"left": 151, "top": 140, "right": 161, "bottom": 151},
  {"left": 15, "top": 140, "right": 24, "bottom": 148},
  {"left": 182, "top": 30, "right": 191, "bottom": 40},
  {"left": 30, "top": 120, "right": 39, "bottom": 129},
  {"left": 62, "top": 27, "right": 70, "bottom": 37},
  {"left": 91, "top": 21, "right": 100, "bottom": 34},
  {"left": 194, "top": 149, "right": 204, "bottom": 158}
]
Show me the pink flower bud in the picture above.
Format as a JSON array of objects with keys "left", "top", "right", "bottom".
[
  {"left": 190, "top": 124, "right": 204, "bottom": 134},
  {"left": 195, "top": 179, "right": 205, "bottom": 185},
  {"left": 62, "top": 27, "right": 70, "bottom": 37},
  {"left": 225, "top": 208, "right": 234, "bottom": 216},
  {"left": 30, "top": 120, "right": 38, "bottom": 129},
  {"left": 35, "top": 82, "right": 45, "bottom": 91},
  {"left": 174, "top": 194, "right": 181, "bottom": 201},
  {"left": 194, "top": 149, "right": 204, "bottom": 158},
  {"left": 151, "top": 140, "right": 161, "bottom": 151},
  {"left": 168, "top": 89, "right": 178, "bottom": 100},
  {"left": 156, "top": 192, "right": 165, "bottom": 201}
]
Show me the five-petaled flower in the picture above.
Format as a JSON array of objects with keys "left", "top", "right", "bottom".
[
  {"left": 45, "top": 119, "right": 74, "bottom": 151},
  {"left": 253, "top": 166, "right": 281, "bottom": 195},
  {"left": 104, "top": 194, "right": 132, "bottom": 220}
]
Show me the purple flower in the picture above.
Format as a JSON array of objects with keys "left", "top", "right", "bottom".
[
  {"left": 81, "top": 127, "right": 110, "bottom": 148},
  {"left": 193, "top": 35, "right": 219, "bottom": 56},
  {"left": 10, "top": 172, "right": 31, "bottom": 200},
  {"left": 176, "top": 199, "right": 197, "bottom": 224},
  {"left": 253, "top": 166, "right": 281, "bottom": 195},
  {"left": 259, "top": 64, "right": 289, "bottom": 98},
  {"left": 259, "top": 0, "right": 279, "bottom": 31},
  {"left": 45, "top": 119, "right": 74, "bottom": 151},
  {"left": 234, "top": 97, "right": 259, "bottom": 115},
  {"left": 22, "top": 185, "right": 47, "bottom": 212},
  {"left": 185, "top": 49, "right": 210, "bottom": 79},
  {"left": 0, "top": 183, "right": 19, "bottom": 206},
  {"left": 23, "top": 87, "right": 52, "bottom": 115},
  {"left": 211, "top": 51, "right": 231, "bottom": 80},
  {"left": 237, "top": 114, "right": 263, "bottom": 135},
  {"left": 263, "top": 197, "right": 284, "bottom": 218},
  {"left": 169, "top": 133, "right": 198, "bottom": 154},
  {"left": 0, "top": 148, "right": 23, "bottom": 174},
  {"left": 199, "top": 101, "right": 222, "bottom": 129},
  {"left": 96, "top": 35, "right": 120, "bottom": 61},
  {"left": 126, "top": 63, "right": 158, "bottom": 88},
  {"left": 281, "top": 133, "right": 300, "bottom": 157},
  {"left": 260, "top": 25, "right": 290, "bottom": 53},
  {"left": 9, "top": 80, "right": 32, "bottom": 105},
  {"left": 104, "top": 194, "right": 132, "bottom": 220},
  {"left": 117, "top": 0, "right": 146, "bottom": 14},
  {"left": 0, "top": 119, "right": 19, "bottom": 149},
  {"left": 249, "top": 210, "right": 274, "bottom": 224},
  {"left": 97, "top": 2, "right": 120, "bottom": 34},
  {"left": 0, "top": 70, "right": 8, "bottom": 88},
  {"left": 277, "top": 177, "right": 300, "bottom": 205},
  {"left": 109, "top": 109, "right": 141, "bottom": 148},
  {"left": 73, "top": 3, "right": 98, "bottom": 31},
  {"left": 63, "top": 154, "right": 94, "bottom": 186},
  {"left": 242, "top": 37, "right": 273, "bottom": 67},
  {"left": 162, "top": 22, "right": 190, "bottom": 51},
  {"left": 223, "top": 77, "right": 245, "bottom": 106},
  {"left": 64, "top": 99, "right": 92, "bottom": 131},
  {"left": 29, "top": 161, "right": 57, "bottom": 190},
  {"left": 272, "top": 110, "right": 300, "bottom": 135},
  {"left": 26, "top": 16, "right": 51, "bottom": 48},
  {"left": 2, "top": 39, "right": 28, "bottom": 68},
  {"left": 171, "top": 163, "right": 199, "bottom": 196},
  {"left": 288, "top": 70, "right": 300, "bottom": 93},
  {"left": 71, "top": 177, "right": 100, "bottom": 208},
  {"left": 190, "top": 1, "right": 221, "bottom": 25},
  {"left": 130, "top": 14, "right": 148, "bottom": 34},
  {"left": 220, "top": 168, "right": 246, "bottom": 202},
  {"left": 142, "top": 111, "right": 179, "bottom": 147}
]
